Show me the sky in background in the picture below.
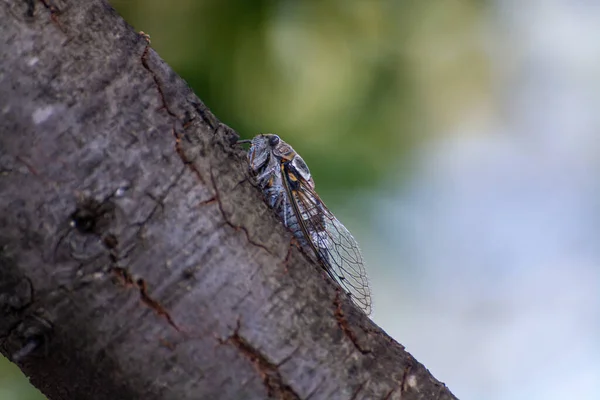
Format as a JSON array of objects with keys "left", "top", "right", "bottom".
[
  {"left": 366, "top": 1, "right": 600, "bottom": 399},
  {"left": 3, "top": 1, "right": 599, "bottom": 399}
]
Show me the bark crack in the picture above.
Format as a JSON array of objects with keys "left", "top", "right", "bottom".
[
  {"left": 140, "top": 42, "right": 177, "bottom": 119},
  {"left": 220, "top": 320, "right": 300, "bottom": 400},
  {"left": 140, "top": 40, "right": 205, "bottom": 184},
  {"left": 383, "top": 388, "right": 395, "bottom": 400},
  {"left": 349, "top": 380, "right": 368, "bottom": 400},
  {"left": 208, "top": 168, "right": 273, "bottom": 255},
  {"left": 400, "top": 364, "right": 412, "bottom": 394},
  {"left": 333, "top": 290, "right": 371, "bottom": 355},
  {"left": 135, "top": 167, "right": 186, "bottom": 229},
  {"left": 111, "top": 267, "right": 180, "bottom": 332},
  {"left": 38, "top": 0, "right": 66, "bottom": 33}
]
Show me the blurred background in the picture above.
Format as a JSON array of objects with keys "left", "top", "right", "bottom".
[{"left": 3, "top": 0, "right": 600, "bottom": 399}]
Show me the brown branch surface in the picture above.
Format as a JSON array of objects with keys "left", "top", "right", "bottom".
[{"left": 0, "top": 1, "right": 458, "bottom": 399}]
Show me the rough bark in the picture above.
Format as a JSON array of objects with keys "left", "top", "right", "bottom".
[{"left": 0, "top": 1, "right": 457, "bottom": 399}]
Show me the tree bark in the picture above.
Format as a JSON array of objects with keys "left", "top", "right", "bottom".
[{"left": 0, "top": 1, "right": 457, "bottom": 399}]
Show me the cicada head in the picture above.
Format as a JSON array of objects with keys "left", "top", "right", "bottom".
[
  {"left": 246, "top": 134, "right": 271, "bottom": 172},
  {"left": 247, "top": 134, "right": 315, "bottom": 188},
  {"left": 247, "top": 134, "right": 295, "bottom": 168}
]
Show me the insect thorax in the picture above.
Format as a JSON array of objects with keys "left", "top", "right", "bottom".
[{"left": 251, "top": 153, "right": 327, "bottom": 260}]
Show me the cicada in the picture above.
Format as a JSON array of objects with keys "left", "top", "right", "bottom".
[{"left": 239, "top": 134, "right": 372, "bottom": 315}]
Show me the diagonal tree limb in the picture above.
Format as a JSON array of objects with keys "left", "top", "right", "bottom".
[{"left": 0, "top": 0, "right": 457, "bottom": 399}]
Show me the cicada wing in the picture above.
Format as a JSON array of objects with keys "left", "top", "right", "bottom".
[{"left": 291, "top": 184, "right": 372, "bottom": 315}]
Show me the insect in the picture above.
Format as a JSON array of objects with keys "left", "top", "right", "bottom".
[{"left": 238, "top": 134, "right": 372, "bottom": 315}]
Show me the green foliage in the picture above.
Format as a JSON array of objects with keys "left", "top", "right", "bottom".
[
  {"left": 111, "top": 0, "right": 461, "bottom": 197},
  {"left": 0, "top": 356, "right": 45, "bottom": 400}
]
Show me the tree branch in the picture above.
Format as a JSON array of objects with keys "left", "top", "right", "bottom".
[{"left": 0, "top": 0, "right": 457, "bottom": 399}]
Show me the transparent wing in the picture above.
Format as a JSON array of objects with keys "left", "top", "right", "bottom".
[{"left": 288, "top": 179, "right": 372, "bottom": 315}]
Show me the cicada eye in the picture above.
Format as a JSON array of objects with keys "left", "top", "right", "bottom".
[{"left": 269, "top": 135, "right": 281, "bottom": 147}]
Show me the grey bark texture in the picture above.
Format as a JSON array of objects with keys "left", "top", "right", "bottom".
[{"left": 0, "top": 1, "right": 458, "bottom": 399}]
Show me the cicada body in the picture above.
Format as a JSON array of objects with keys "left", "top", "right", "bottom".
[{"left": 243, "top": 134, "right": 372, "bottom": 315}]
